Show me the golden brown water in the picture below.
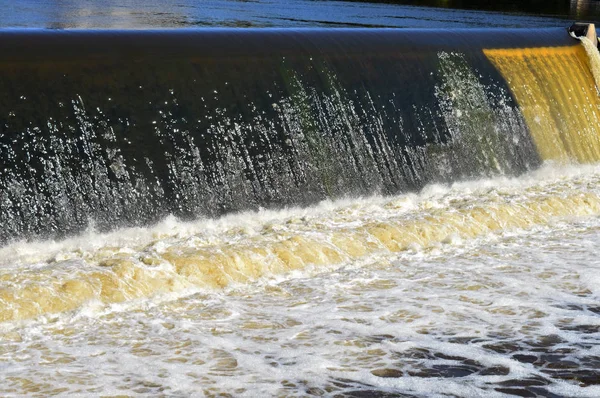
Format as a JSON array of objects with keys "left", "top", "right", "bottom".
[{"left": 485, "top": 44, "right": 600, "bottom": 163}]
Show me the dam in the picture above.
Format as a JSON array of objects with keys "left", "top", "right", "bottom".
[
  {"left": 1, "top": 22, "right": 600, "bottom": 397},
  {"left": 2, "top": 28, "right": 600, "bottom": 242}
]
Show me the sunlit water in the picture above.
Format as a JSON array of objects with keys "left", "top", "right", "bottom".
[
  {"left": 1, "top": 0, "right": 578, "bottom": 29},
  {"left": 1, "top": 162, "right": 600, "bottom": 397}
]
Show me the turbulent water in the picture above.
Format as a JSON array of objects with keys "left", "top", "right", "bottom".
[
  {"left": 1, "top": 163, "right": 600, "bottom": 397},
  {"left": 2, "top": 3, "right": 600, "bottom": 397}
]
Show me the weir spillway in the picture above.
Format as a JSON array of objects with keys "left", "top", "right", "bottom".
[
  {"left": 5, "top": 25, "right": 600, "bottom": 397},
  {"left": 1, "top": 28, "right": 599, "bottom": 243}
]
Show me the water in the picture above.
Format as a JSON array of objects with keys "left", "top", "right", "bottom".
[
  {"left": 2, "top": 1, "right": 600, "bottom": 397},
  {"left": 2, "top": 163, "right": 600, "bottom": 396},
  {"left": 0, "top": 0, "right": 583, "bottom": 29},
  {"left": 0, "top": 28, "right": 586, "bottom": 242}
]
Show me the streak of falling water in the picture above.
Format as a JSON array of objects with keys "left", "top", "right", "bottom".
[{"left": 1, "top": 35, "right": 547, "bottom": 243}]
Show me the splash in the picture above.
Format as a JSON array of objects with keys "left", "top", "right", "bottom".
[
  {"left": 0, "top": 29, "right": 548, "bottom": 242},
  {"left": 2, "top": 164, "right": 600, "bottom": 322}
]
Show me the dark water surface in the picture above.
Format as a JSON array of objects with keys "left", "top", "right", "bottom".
[
  {"left": 342, "top": 0, "right": 600, "bottom": 21},
  {"left": 1, "top": 0, "right": 590, "bottom": 29}
]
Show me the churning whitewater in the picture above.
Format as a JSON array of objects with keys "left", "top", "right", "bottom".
[
  {"left": 1, "top": 162, "right": 600, "bottom": 323},
  {"left": 1, "top": 163, "right": 600, "bottom": 396}
]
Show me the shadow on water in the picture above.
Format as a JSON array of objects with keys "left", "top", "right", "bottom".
[{"left": 338, "top": 0, "right": 600, "bottom": 21}]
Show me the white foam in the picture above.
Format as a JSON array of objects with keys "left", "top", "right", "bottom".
[
  {"left": 2, "top": 162, "right": 600, "bottom": 396},
  {"left": 1, "top": 161, "right": 598, "bottom": 268}
]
